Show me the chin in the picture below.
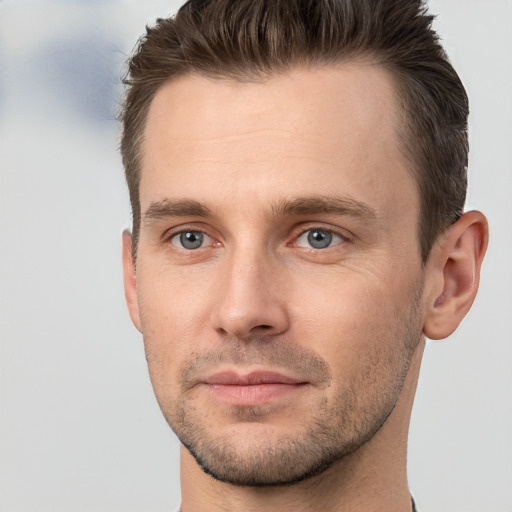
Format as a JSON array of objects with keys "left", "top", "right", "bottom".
[{"left": 169, "top": 398, "right": 393, "bottom": 487}]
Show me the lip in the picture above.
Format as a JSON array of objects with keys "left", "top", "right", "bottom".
[
  {"left": 201, "top": 370, "right": 308, "bottom": 406},
  {"left": 203, "top": 370, "right": 304, "bottom": 386}
]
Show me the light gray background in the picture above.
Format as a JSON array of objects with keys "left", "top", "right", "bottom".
[{"left": 0, "top": 1, "right": 510, "bottom": 511}]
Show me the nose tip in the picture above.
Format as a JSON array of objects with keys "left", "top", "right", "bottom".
[
  {"left": 216, "top": 305, "right": 288, "bottom": 340},
  {"left": 217, "top": 319, "right": 276, "bottom": 339},
  {"left": 212, "top": 259, "right": 290, "bottom": 340}
]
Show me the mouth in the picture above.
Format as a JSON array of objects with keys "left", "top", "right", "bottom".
[{"left": 201, "top": 370, "right": 309, "bottom": 406}]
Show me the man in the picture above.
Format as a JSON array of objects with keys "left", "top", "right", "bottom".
[{"left": 120, "top": 0, "right": 488, "bottom": 510}]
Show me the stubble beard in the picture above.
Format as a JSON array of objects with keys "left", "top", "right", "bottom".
[{"left": 150, "top": 290, "right": 424, "bottom": 487}]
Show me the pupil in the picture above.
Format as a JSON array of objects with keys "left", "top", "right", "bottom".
[
  {"left": 180, "top": 231, "right": 203, "bottom": 249},
  {"left": 308, "top": 229, "right": 332, "bottom": 249}
]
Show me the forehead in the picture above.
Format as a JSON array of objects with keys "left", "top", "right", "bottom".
[
  {"left": 144, "top": 63, "right": 400, "bottom": 159},
  {"left": 140, "top": 63, "right": 418, "bottom": 226}
]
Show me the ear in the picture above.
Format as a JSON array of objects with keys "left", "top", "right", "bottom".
[
  {"left": 423, "top": 211, "right": 488, "bottom": 340},
  {"left": 122, "top": 230, "right": 142, "bottom": 332}
]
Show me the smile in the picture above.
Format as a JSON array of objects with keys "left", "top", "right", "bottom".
[{"left": 202, "top": 371, "right": 309, "bottom": 406}]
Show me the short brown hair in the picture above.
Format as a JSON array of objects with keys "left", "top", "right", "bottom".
[{"left": 121, "top": 0, "right": 468, "bottom": 263}]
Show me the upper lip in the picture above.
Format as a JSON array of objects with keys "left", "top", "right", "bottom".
[{"left": 202, "top": 370, "right": 305, "bottom": 386}]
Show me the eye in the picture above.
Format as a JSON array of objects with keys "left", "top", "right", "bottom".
[
  {"left": 170, "top": 230, "right": 211, "bottom": 250},
  {"left": 296, "top": 228, "right": 345, "bottom": 249}
]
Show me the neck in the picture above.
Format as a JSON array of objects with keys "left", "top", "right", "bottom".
[{"left": 180, "top": 341, "right": 424, "bottom": 512}]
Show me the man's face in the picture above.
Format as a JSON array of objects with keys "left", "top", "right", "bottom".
[{"left": 126, "top": 64, "right": 426, "bottom": 485}]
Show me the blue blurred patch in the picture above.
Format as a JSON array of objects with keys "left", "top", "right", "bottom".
[{"left": 31, "top": 29, "right": 123, "bottom": 126}]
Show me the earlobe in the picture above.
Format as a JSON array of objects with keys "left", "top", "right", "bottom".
[
  {"left": 423, "top": 211, "right": 488, "bottom": 340},
  {"left": 122, "top": 230, "right": 142, "bottom": 332}
]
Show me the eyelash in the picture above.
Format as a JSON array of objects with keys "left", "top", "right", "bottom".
[
  {"left": 163, "top": 225, "right": 217, "bottom": 251},
  {"left": 291, "top": 225, "right": 351, "bottom": 250},
  {"left": 162, "top": 224, "right": 351, "bottom": 252}
]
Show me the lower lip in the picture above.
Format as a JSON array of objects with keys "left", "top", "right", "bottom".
[{"left": 205, "top": 383, "right": 306, "bottom": 406}]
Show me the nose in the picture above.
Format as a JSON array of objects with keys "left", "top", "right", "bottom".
[{"left": 212, "top": 249, "right": 290, "bottom": 339}]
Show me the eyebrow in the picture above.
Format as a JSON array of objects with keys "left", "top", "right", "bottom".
[
  {"left": 144, "top": 199, "right": 213, "bottom": 224},
  {"left": 143, "top": 195, "right": 378, "bottom": 224},
  {"left": 272, "top": 195, "right": 378, "bottom": 222}
]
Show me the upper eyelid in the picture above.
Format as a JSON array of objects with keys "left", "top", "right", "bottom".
[
  {"left": 170, "top": 230, "right": 213, "bottom": 249},
  {"left": 292, "top": 229, "right": 347, "bottom": 251},
  {"left": 161, "top": 223, "right": 215, "bottom": 242},
  {"left": 159, "top": 222, "right": 352, "bottom": 246},
  {"left": 291, "top": 223, "right": 353, "bottom": 241}
]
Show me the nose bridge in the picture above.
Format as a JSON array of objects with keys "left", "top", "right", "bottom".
[
  {"left": 213, "top": 240, "right": 289, "bottom": 338},
  {"left": 229, "top": 242, "right": 267, "bottom": 292}
]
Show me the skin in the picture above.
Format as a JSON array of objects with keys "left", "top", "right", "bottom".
[{"left": 122, "top": 64, "right": 488, "bottom": 511}]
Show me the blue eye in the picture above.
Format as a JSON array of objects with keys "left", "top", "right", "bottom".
[
  {"left": 171, "top": 230, "right": 209, "bottom": 250},
  {"left": 296, "top": 229, "right": 344, "bottom": 249}
]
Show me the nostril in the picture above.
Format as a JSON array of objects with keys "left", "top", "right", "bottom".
[{"left": 257, "top": 325, "right": 272, "bottom": 330}]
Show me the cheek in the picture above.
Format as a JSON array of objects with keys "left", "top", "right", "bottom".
[
  {"left": 288, "top": 268, "right": 421, "bottom": 374},
  {"left": 136, "top": 271, "right": 215, "bottom": 394},
  {"left": 137, "top": 262, "right": 214, "bottom": 336},
  {"left": 291, "top": 268, "right": 391, "bottom": 333}
]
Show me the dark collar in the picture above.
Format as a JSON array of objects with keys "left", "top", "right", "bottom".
[{"left": 178, "top": 497, "right": 418, "bottom": 511}]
